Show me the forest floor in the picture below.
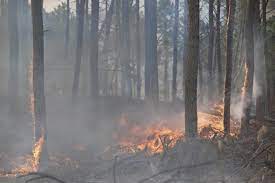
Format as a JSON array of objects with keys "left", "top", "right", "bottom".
[{"left": 0, "top": 97, "right": 274, "bottom": 183}]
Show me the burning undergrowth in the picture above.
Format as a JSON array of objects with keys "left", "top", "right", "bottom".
[
  {"left": 0, "top": 152, "right": 79, "bottom": 177},
  {"left": 109, "top": 103, "right": 240, "bottom": 156}
]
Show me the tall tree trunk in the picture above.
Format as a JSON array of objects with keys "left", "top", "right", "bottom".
[
  {"left": 90, "top": 0, "right": 99, "bottom": 98},
  {"left": 121, "top": 0, "right": 131, "bottom": 97},
  {"left": 136, "top": 0, "right": 141, "bottom": 99},
  {"left": 223, "top": 0, "right": 236, "bottom": 135},
  {"left": 255, "top": 0, "right": 265, "bottom": 121},
  {"left": 185, "top": 0, "right": 199, "bottom": 138},
  {"left": 145, "top": 0, "right": 159, "bottom": 104},
  {"left": 1, "top": 0, "right": 6, "bottom": 16},
  {"left": 31, "top": 0, "right": 48, "bottom": 169},
  {"left": 8, "top": 0, "right": 19, "bottom": 116},
  {"left": 172, "top": 0, "right": 179, "bottom": 102},
  {"left": 183, "top": 0, "right": 189, "bottom": 100},
  {"left": 72, "top": 0, "right": 85, "bottom": 99},
  {"left": 163, "top": 34, "right": 169, "bottom": 101},
  {"left": 262, "top": 0, "right": 270, "bottom": 116},
  {"left": 216, "top": 0, "right": 222, "bottom": 98},
  {"left": 241, "top": 0, "right": 256, "bottom": 136},
  {"left": 114, "top": 0, "right": 121, "bottom": 96},
  {"left": 65, "top": 0, "right": 70, "bottom": 60},
  {"left": 102, "top": 0, "right": 115, "bottom": 95},
  {"left": 208, "top": 0, "right": 214, "bottom": 102}
]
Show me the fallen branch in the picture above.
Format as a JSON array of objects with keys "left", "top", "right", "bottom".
[
  {"left": 137, "top": 160, "right": 217, "bottom": 183},
  {"left": 17, "top": 172, "right": 66, "bottom": 183}
]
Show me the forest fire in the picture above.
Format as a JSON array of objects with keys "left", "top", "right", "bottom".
[
  {"left": 113, "top": 103, "right": 234, "bottom": 155},
  {"left": 32, "top": 136, "right": 45, "bottom": 172},
  {"left": 241, "top": 63, "right": 248, "bottom": 97}
]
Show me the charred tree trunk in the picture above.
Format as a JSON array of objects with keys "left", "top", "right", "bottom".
[
  {"left": 223, "top": 0, "right": 236, "bottom": 135},
  {"left": 216, "top": 0, "right": 222, "bottom": 98},
  {"left": 185, "top": 0, "right": 199, "bottom": 138},
  {"left": 241, "top": 0, "right": 256, "bottom": 136},
  {"left": 208, "top": 0, "right": 214, "bottom": 102},
  {"left": 64, "top": 0, "right": 70, "bottom": 60},
  {"left": 90, "top": 0, "right": 99, "bottom": 98},
  {"left": 136, "top": 0, "right": 141, "bottom": 99},
  {"left": 72, "top": 0, "right": 85, "bottom": 99},
  {"left": 31, "top": 0, "right": 48, "bottom": 169},
  {"left": 172, "top": 0, "right": 179, "bottom": 102},
  {"left": 8, "top": 0, "right": 19, "bottom": 116},
  {"left": 121, "top": 0, "right": 131, "bottom": 97},
  {"left": 145, "top": 0, "right": 159, "bottom": 104}
]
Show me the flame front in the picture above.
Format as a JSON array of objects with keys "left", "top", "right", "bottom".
[{"left": 114, "top": 103, "right": 237, "bottom": 155}]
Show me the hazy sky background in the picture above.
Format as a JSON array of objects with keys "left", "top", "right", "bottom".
[{"left": 44, "top": 0, "right": 65, "bottom": 12}]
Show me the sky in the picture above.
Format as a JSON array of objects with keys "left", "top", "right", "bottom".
[{"left": 44, "top": 0, "right": 65, "bottom": 12}]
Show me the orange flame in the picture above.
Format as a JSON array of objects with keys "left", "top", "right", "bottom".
[
  {"left": 241, "top": 63, "right": 248, "bottom": 98},
  {"left": 113, "top": 103, "right": 237, "bottom": 155}
]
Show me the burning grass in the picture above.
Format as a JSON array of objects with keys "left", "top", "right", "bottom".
[{"left": 112, "top": 103, "right": 239, "bottom": 155}]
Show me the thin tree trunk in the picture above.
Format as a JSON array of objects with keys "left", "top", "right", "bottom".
[
  {"left": 185, "top": 0, "right": 199, "bottom": 138},
  {"left": 183, "top": 0, "right": 188, "bottom": 100},
  {"left": 64, "top": 0, "right": 70, "bottom": 60},
  {"left": 241, "top": 0, "right": 256, "bottom": 136},
  {"left": 72, "top": 0, "right": 85, "bottom": 99},
  {"left": 31, "top": 0, "right": 48, "bottom": 169},
  {"left": 114, "top": 0, "right": 121, "bottom": 96},
  {"left": 163, "top": 35, "right": 169, "bottom": 101},
  {"left": 121, "top": 0, "right": 132, "bottom": 97},
  {"left": 136, "top": 0, "right": 141, "bottom": 99},
  {"left": 208, "top": 0, "right": 214, "bottom": 102},
  {"left": 90, "top": 0, "right": 99, "bottom": 98},
  {"left": 223, "top": 0, "right": 236, "bottom": 135},
  {"left": 145, "top": 0, "right": 159, "bottom": 104},
  {"left": 8, "top": 0, "right": 19, "bottom": 116},
  {"left": 216, "top": 0, "right": 222, "bottom": 98},
  {"left": 172, "top": 0, "right": 179, "bottom": 102}
]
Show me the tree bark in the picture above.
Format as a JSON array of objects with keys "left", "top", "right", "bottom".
[
  {"left": 31, "top": 0, "right": 48, "bottom": 169},
  {"left": 72, "top": 0, "right": 85, "bottom": 99},
  {"left": 172, "top": 0, "right": 179, "bottom": 102},
  {"left": 136, "top": 0, "right": 141, "bottom": 99},
  {"left": 185, "top": 0, "right": 199, "bottom": 138},
  {"left": 90, "top": 0, "right": 99, "bottom": 98},
  {"left": 208, "top": 0, "right": 214, "bottom": 102},
  {"left": 145, "top": 0, "right": 159, "bottom": 104},
  {"left": 223, "top": 0, "right": 236, "bottom": 135},
  {"left": 241, "top": 0, "right": 256, "bottom": 136},
  {"left": 8, "top": 0, "right": 19, "bottom": 116}
]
